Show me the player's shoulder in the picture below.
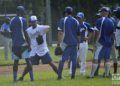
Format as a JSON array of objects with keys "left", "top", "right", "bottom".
[
  {"left": 22, "top": 17, "right": 27, "bottom": 22},
  {"left": 36, "top": 24, "right": 46, "bottom": 31},
  {"left": 70, "top": 16, "right": 79, "bottom": 24},
  {"left": 26, "top": 26, "right": 32, "bottom": 32},
  {"left": 10, "top": 17, "right": 16, "bottom": 23},
  {"left": 84, "top": 22, "right": 91, "bottom": 26},
  {"left": 37, "top": 24, "right": 45, "bottom": 29},
  {"left": 97, "top": 17, "right": 103, "bottom": 22}
]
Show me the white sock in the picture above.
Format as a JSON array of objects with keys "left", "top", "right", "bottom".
[
  {"left": 90, "top": 63, "right": 98, "bottom": 77},
  {"left": 69, "top": 62, "right": 72, "bottom": 75},
  {"left": 104, "top": 62, "right": 111, "bottom": 76}
]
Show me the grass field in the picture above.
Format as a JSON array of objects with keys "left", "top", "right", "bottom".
[
  {"left": 0, "top": 46, "right": 119, "bottom": 86},
  {"left": 0, "top": 69, "right": 113, "bottom": 86},
  {"left": 0, "top": 46, "right": 93, "bottom": 65}
]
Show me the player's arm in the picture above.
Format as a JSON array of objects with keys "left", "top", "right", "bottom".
[
  {"left": 57, "top": 30, "right": 64, "bottom": 46},
  {"left": 43, "top": 25, "right": 50, "bottom": 33},
  {"left": 76, "top": 22, "right": 80, "bottom": 49},
  {"left": 24, "top": 31, "right": 31, "bottom": 48},
  {"left": 23, "top": 19, "right": 31, "bottom": 50},
  {"left": 57, "top": 18, "right": 64, "bottom": 46},
  {"left": 0, "top": 25, "right": 4, "bottom": 34},
  {"left": 93, "top": 19, "right": 101, "bottom": 45}
]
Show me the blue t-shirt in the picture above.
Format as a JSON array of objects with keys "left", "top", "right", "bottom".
[
  {"left": 1, "top": 23, "right": 11, "bottom": 32},
  {"left": 1, "top": 23, "right": 11, "bottom": 38},
  {"left": 79, "top": 22, "right": 93, "bottom": 43},
  {"left": 58, "top": 16, "right": 79, "bottom": 46},
  {"left": 96, "top": 17, "right": 115, "bottom": 47},
  {"left": 10, "top": 16, "right": 27, "bottom": 47}
]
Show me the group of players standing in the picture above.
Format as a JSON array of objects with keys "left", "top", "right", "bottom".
[
  {"left": 57, "top": 6, "right": 120, "bottom": 79},
  {"left": 1, "top": 5, "right": 120, "bottom": 82}
]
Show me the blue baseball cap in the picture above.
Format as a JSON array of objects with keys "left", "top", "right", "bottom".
[
  {"left": 76, "top": 12, "right": 84, "bottom": 19},
  {"left": 64, "top": 6, "right": 73, "bottom": 14}
]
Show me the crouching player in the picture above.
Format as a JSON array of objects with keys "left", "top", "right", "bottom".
[{"left": 18, "top": 15, "right": 58, "bottom": 81}]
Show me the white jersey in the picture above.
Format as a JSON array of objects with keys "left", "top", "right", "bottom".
[{"left": 26, "top": 24, "right": 49, "bottom": 57}]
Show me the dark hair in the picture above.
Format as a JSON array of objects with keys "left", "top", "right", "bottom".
[{"left": 64, "top": 6, "right": 73, "bottom": 15}]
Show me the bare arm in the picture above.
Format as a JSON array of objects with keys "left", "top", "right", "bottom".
[
  {"left": 57, "top": 30, "right": 64, "bottom": 46},
  {"left": 24, "top": 31, "right": 31, "bottom": 49},
  {"left": 43, "top": 25, "right": 50, "bottom": 33}
]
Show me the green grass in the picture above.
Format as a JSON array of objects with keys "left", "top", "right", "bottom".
[
  {"left": 0, "top": 46, "right": 93, "bottom": 65},
  {"left": 0, "top": 69, "right": 113, "bottom": 86},
  {"left": 0, "top": 46, "right": 118, "bottom": 86}
]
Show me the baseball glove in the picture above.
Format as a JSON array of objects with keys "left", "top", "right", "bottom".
[
  {"left": 54, "top": 46, "right": 63, "bottom": 56},
  {"left": 36, "top": 35, "right": 44, "bottom": 45}
]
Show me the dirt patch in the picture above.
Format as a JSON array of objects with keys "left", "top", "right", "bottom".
[{"left": 0, "top": 61, "right": 119, "bottom": 75}]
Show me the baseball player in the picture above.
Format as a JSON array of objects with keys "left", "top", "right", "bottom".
[
  {"left": 114, "top": 7, "right": 120, "bottom": 61},
  {"left": 88, "top": 7, "right": 115, "bottom": 78},
  {"left": 18, "top": 15, "right": 58, "bottom": 81},
  {"left": 10, "top": 6, "right": 33, "bottom": 82},
  {"left": 57, "top": 6, "right": 80, "bottom": 80},
  {"left": 94, "top": 9, "right": 118, "bottom": 75},
  {"left": 0, "top": 17, "right": 12, "bottom": 60},
  {"left": 69, "top": 12, "right": 93, "bottom": 75}
]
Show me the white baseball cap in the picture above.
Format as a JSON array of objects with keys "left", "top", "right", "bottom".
[{"left": 30, "top": 15, "right": 38, "bottom": 22}]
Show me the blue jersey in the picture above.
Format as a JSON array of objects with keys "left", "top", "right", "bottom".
[
  {"left": 1, "top": 23, "right": 11, "bottom": 38},
  {"left": 58, "top": 16, "right": 79, "bottom": 46},
  {"left": 79, "top": 22, "right": 93, "bottom": 43},
  {"left": 1, "top": 23, "right": 11, "bottom": 32},
  {"left": 10, "top": 16, "right": 27, "bottom": 47},
  {"left": 96, "top": 17, "right": 115, "bottom": 47}
]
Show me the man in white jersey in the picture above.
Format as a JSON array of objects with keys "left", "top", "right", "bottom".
[
  {"left": 69, "top": 12, "right": 93, "bottom": 75},
  {"left": 18, "top": 15, "right": 58, "bottom": 81}
]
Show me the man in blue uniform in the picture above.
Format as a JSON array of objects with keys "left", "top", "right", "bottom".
[
  {"left": 10, "top": 6, "right": 33, "bottom": 82},
  {"left": 57, "top": 6, "right": 80, "bottom": 80},
  {"left": 88, "top": 7, "right": 115, "bottom": 78}
]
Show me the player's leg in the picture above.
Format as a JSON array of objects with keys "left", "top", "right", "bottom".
[
  {"left": 49, "top": 62, "right": 58, "bottom": 74},
  {"left": 58, "top": 60, "right": 65, "bottom": 80},
  {"left": 69, "top": 61, "right": 72, "bottom": 75},
  {"left": 104, "top": 47, "right": 112, "bottom": 77},
  {"left": 19, "top": 58, "right": 34, "bottom": 81},
  {"left": 70, "top": 46, "right": 77, "bottom": 79},
  {"left": 41, "top": 52, "right": 58, "bottom": 74},
  {"left": 111, "top": 46, "right": 118, "bottom": 74},
  {"left": 88, "top": 44, "right": 103, "bottom": 78},
  {"left": 104, "top": 60, "right": 111, "bottom": 77},
  {"left": 58, "top": 47, "right": 71, "bottom": 80},
  {"left": 4, "top": 37, "right": 9, "bottom": 60},
  {"left": 94, "top": 59, "right": 101, "bottom": 76},
  {"left": 80, "top": 42, "right": 88, "bottom": 75},
  {"left": 18, "top": 55, "right": 39, "bottom": 81},
  {"left": 26, "top": 58, "right": 34, "bottom": 81},
  {"left": 13, "top": 60, "right": 19, "bottom": 82},
  {"left": 69, "top": 46, "right": 80, "bottom": 75},
  {"left": 117, "top": 46, "right": 120, "bottom": 60},
  {"left": 113, "top": 62, "right": 118, "bottom": 74}
]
